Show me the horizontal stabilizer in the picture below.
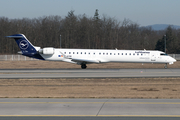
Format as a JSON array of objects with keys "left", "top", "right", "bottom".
[{"left": 6, "top": 35, "right": 23, "bottom": 38}]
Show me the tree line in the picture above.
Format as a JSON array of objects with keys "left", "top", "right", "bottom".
[{"left": 0, "top": 10, "right": 180, "bottom": 54}]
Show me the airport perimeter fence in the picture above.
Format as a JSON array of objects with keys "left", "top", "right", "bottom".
[
  {"left": 0, "top": 55, "right": 37, "bottom": 61},
  {"left": 0, "top": 54, "right": 180, "bottom": 61}
]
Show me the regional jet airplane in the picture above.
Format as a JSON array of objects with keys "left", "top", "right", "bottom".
[{"left": 7, "top": 34, "right": 176, "bottom": 69}]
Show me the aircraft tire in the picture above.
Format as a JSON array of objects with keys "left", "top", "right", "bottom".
[{"left": 81, "top": 64, "right": 87, "bottom": 69}]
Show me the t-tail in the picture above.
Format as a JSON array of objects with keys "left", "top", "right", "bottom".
[{"left": 6, "top": 34, "right": 44, "bottom": 60}]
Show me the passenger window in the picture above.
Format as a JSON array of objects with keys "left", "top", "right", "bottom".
[
  {"left": 73, "top": 52, "right": 75, "bottom": 54},
  {"left": 129, "top": 53, "right": 131, "bottom": 55},
  {"left": 125, "top": 53, "right": 127, "bottom": 55},
  {"left": 89, "top": 52, "right": 90, "bottom": 54},
  {"left": 93, "top": 53, "right": 95, "bottom": 55},
  {"left": 133, "top": 53, "right": 135, "bottom": 55},
  {"left": 99, "top": 53, "right": 101, "bottom": 55},
  {"left": 69, "top": 52, "right": 71, "bottom": 54},
  {"left": 118, "top": 53, "right": 120, "bottom": 55},
  {"left": 81, "top": 52, "right": 82, "bottom": 54},
  {"left": 137, "top": 54, "right": 139, "bottom": 56},
  {"left": 114, "top": 53, "right": 116, "bottom": 55},
  {"left": 141, "top": 54, "right": 143, "bottom": 56},
  {"left": 122, "top": 53, "right": 123, "bottom": 55},
  {"left": 106, "top": 53, "right": 108, "bottom": 55},
  {"left": 64, "top": 52, "right": 66, "bottom": 54},
  {"left": 85, "top": 52, "right": 86, "bottom": 54},
  {"left": 103, "top": 53, "right": 105, "bottom": 55},
  {"left": 110, "top": 53, "right": 112, "bottom": 55},
  {"left": 77, "top": 52, "right": 78, "bottom": 54}
]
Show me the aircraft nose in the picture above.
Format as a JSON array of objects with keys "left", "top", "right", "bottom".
[
  {"left": 172, "top": 58, "right": 177, "bottom": 62},
  {"left": 168, "top": 57, "right": 176, "bottom": 65},
  {"left": 170, "top": 57, "right": 176, "bottom": 62}
]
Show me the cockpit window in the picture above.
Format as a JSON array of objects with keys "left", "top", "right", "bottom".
[{"left": 160, "top": 53, "right": 167, "bottom": 56}]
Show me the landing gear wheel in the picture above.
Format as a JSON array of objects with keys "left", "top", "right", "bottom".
[
  {"left": 164, "top": 63, "right": 168, "bottom": 69},
  {"left": 81, "top": 64, "right": 87, "bottom": 69}
]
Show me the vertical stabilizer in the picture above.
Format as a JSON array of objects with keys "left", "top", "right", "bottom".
[{"left": 6, "top": 34, "right": 44, "bottom": 60}]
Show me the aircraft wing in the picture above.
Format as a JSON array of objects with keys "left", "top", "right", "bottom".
[
  {"left": 60, "top": 51, "right": 100, "bottom": 64},
  {"left": 71, "top": 58, "right": 100, "bottom": 64}
]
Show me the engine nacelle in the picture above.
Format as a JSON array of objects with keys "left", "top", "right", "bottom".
[{"left": 38, "top": 47, "right": 55, "bottom": 55}]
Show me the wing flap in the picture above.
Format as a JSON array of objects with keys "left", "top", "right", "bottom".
[{"left": 71, "top": 58, "right": 100, "bottom": 64}]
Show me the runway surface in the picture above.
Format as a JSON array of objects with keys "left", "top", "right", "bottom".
[
  {"left": 1, "top": 117, "right": 180, "bottom": 120},
  {"left": 0, "top": 68, "right": 180, "bottom": 78},
  {"left": 0, "top": 98, "right": 180, "bottom": 117}
]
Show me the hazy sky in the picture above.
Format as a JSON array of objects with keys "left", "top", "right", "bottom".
[{"left": 0, "top": 0, "right": 179, "bottom": 26}]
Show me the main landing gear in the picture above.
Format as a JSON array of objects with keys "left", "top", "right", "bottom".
[
  {"left": 164, "top": 63, "right": 168, "bottom": 69},
  {"left": 81, "top": 64, "right": 87, "bottom": 69}
]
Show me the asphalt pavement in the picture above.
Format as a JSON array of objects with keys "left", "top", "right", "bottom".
[{"left": 0, "top": 68, "right": 180, "bottom": 78}]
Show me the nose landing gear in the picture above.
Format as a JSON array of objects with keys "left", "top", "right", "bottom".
[{"left": 164, "top": 63, "right": 168, "bottom": 69}]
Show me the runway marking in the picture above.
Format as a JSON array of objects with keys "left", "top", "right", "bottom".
[
  {"left": 0, "top": 102, "right": 180, "bottom": 104},
  {"left": 0, "top": 115, "right": 180, "bottom": 117}
]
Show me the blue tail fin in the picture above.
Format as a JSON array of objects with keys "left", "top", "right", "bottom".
[{"left": 6, "top": 34, "right": 44, "bottom": 60}]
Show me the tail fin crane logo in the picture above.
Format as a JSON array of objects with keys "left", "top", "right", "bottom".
[{"left": 19, "top": 40, "right": 29, "bottom": 50}]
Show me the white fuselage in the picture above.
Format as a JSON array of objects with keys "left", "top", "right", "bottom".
[{"left": 40, "top": 48, "right": 176, "bottom": 65}]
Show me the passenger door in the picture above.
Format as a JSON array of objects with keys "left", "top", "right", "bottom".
[{"left": 151, "top": 53, "right": 156, "bottom": 61}]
